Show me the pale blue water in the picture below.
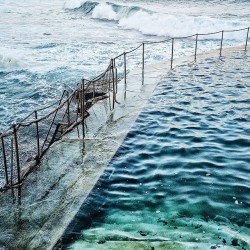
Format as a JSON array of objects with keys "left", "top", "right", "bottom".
[
  {"left": 0, "top": 0, "right": 249, "bottom": 131},
  {"left": 58, "top": 51, "right": 250, "bottom": 249}
]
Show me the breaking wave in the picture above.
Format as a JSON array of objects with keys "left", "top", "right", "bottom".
[
  {"left": 64, "top": 0, "right": 249, "bottom": 39},
  {"left": 0, "top": 53, "right": 20, "bottom": 69}
]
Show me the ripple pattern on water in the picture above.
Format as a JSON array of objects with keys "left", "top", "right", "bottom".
[{"left": 62, "top": 51, "right": 250, "bottom": 249}]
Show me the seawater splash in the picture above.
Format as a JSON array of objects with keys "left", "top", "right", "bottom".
[
  {"left": 92, "top": 2, "right": 118, "bottom": 20},
  {"left": 65, "top": 1, "right": 249, "bottom": 39},
  {"left": 1, "top": 0, "right": 249, "bottom": 132},
  {"left": 0, "top": 53, "right": 21, "bottom": 69},
  {"left": 118, "top": 11, "right": 247, "bottom": 39}
]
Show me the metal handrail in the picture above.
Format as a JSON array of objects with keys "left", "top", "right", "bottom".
[{"left": 0, "top": 26, "right": 249, "bottom": 191}]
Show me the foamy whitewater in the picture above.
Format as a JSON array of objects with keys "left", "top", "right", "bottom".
[{"left": 0, "top": 0, "right": 249, "bottom": 131}]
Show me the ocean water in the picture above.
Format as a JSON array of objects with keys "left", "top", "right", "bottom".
[
  {"left": 58, "top": 51, "right": 250, "bottom": 249},
  {"left": 0, "top": 0, "right": 249, "bottom": 131},
  {"left": 0, "top": 1, "right": 250, "bottom": 248}
]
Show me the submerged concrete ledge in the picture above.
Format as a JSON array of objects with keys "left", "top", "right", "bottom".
[
  {"left": 0, "top": 60, "right": 161, "bottom": 250},
  {"left": 0, "top": 45, "right": 247, "bottom": 250}
]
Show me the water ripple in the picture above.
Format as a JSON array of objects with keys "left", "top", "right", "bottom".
[{"left": 64, "top": 52, "right": 250, "bottom": 249}]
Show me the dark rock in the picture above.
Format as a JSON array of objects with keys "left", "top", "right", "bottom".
[
  {"left": 222, "top": 238, "right": 226, "bottom": 244},
  {"left": 97, "top": 240, "right": 106, "bottom": 244},
  {"left": 231, "top": 239, "right": 240, "bottom": 246},
  {"left": 157, "top": 218, "right": 168, "bottom": 225},
  {"left": 195, "top": 224, "right": 202, "bottom": 229},
  {"left": 138, "top": 231, "right": 148, "bottom": 236},
  {"left": 210, "top": 246, "right": 217, "bottom": 249}
]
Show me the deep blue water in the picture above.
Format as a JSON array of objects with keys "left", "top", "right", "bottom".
[{"left": 59, "top": 51, "right": 250, "bottom": 249}]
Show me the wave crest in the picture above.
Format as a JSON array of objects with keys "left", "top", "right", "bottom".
[
  {"left": 92, "top": 2, "right": 117, "bottom": 20},
  {"left": 65, "top": 1, "right": 249, "bottom": 39},
  {"left": 64, "top": 0, "right": 98, "bottom": 13}
]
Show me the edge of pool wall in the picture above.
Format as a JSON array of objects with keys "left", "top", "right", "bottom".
[{"left": 0, "top": 45, "right": 247, "bottom": 250}]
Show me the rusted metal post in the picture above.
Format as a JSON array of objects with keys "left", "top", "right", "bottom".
[
  {"left": 114, "top": 59, "right": 118, "bottom": 93},
  {"left": 220, "top": 30, "right": 224, "bottom": 57},
  {"left": 13, "top": 124, "right": 21, "bottom": 185},
  {"left": 92, "top": 81, "right": 95, "bottom": 100},
  {"left": 245, "top": 27, "right": 249, "bottom": 51},
  {"left": 67, "top": 91, "right": 70, "bottom": 125},
  {"left": 40, "top": 90, "right": 67, "bottom": 154},
  {"left": 195, "top": 34, "right": 198, "bottom": 61},
  {"left": 124, "top": 52, "right": 127, "bottom": 100},
  {"left": 124, "top": 52, "right": 127, "bottom": 86},
  {"left": 10, "top": 139, "right": 14, "bottom": 185},
  {"left": 34, "top": 110, "right": 40, "bottom": 161},
  {"left": 111, "top": 59, "right": 115, "bottom": 109},
  {"left": 1, "top": 136, "right": 9, "bottom": 185},
  {"left": 115, "top": 67, "right": 118, "bottom": 94},
  {"left": 79, "top": 84, "right": 83, "bottom": 117},
  {"left": 107, "top": 69, "right": 112, "bottom": 111},
  {"left": 142, "top": 43, "right": 145, "bottom": 85},
  {"left": 81, "top": 79, "right": 85, "bottom": 138},
  {"left": 171, "top": 38, "right": 174, "bottom": 69}
]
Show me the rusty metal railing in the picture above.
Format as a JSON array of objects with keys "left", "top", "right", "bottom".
[
  {"left": 0, "top": 62, "right": 113, "bottom": 191},
  {"left": 0, "top": 26, "right": 249, "bottom": 191}
]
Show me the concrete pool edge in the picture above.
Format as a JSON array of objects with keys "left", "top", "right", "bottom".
[
  {"left": 49, "top": 45, "right": 248, "bottom": 249},
  {"left": 0, "top": 45, "right": 247, "bottom": 250}
]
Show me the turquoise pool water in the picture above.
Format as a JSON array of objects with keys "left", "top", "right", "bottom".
[{"left": 57, "top": 51, "right": 250, "bottom": 249}]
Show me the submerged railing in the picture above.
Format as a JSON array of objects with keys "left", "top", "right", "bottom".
[
  {"left": 0, "top": 27, "right": 249, "bottom": 191},
  {"left": 0, "top": 65, "right": 114, "bottom": 191}
]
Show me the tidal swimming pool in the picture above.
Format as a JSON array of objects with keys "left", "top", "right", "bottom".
[{"left": 57, "top": 51, "right": 250, "bottom": 249}]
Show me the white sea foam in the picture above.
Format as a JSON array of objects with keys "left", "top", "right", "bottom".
[
  {"left": 0, "top": 52, "right": 20, "bottom": 69},
  {"left": 88, "top": 1, "right": 249, "bottom": 40},
  {"left": 92, "top": 2, "right": 118, "bottom": 21},
  {"left": 119, "top": 11, "right": 248, "bottom": 39},
  {"left": 63, "top": 0, "right": 86, "bottom": 9}
]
